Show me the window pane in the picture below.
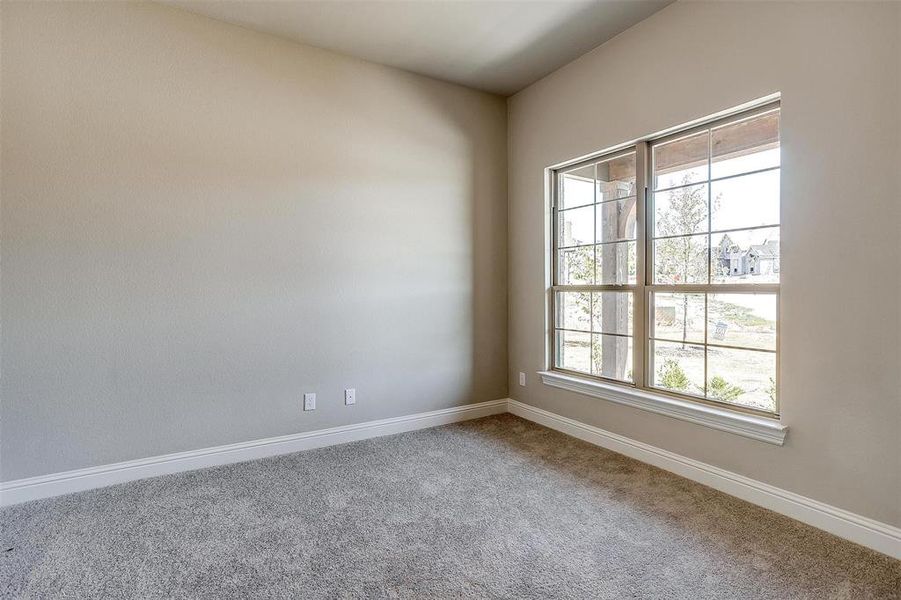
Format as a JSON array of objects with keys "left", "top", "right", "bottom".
[
  {"left": 653, "top": 183, "right": 709, "bottom": 237},
  {"left": 651, "top": 293, "right": 705, "bottom": 344},
  {"left": 559, "top": 164, "right": 594, "bottom": 209},
  {"left": 596, "top": 241, "right": 636, "bottom": 285},
  {"left": 592, "top": 333, "right": 633, "bottom": 382},
  {"left": 706, "top": 346, "right": 777, "bottom": 412},
  {"left": 555, "top": 292, "right": 591, "bottom": 331},
  {"left": 654, "top": 130, "right": 709, "bottom": 190},
  {"left": 651, "top": 340, "right": 704, "bottom": 396},
  {"left": 558, "top": 205, "right": 594, "bottom": 247},
  {"left": 653, "top": 234, "right": 708, "bottom": 284},
  {"left": 711, "top": 227, "right": 779, "bottom": 284},
  {"left": 711, "top": 169, "right": 779, "bottom": 232},
  {"left": 558, "top": 246, "right": 594, "bottom": 285},
  {"left": 597, "top": 197, "right": 637, "bottom": 243},
  {"left": 592, "top": 292, "right": 632, "bottom": 336},
  {"left": 708, "top": 294, "right": 777, "bottom": 351},
  {"left": 711, "top": 110, "right": 780, "bottom": 179},
  {"left": 596, "top": 153, "right": 636, "bottom": 201},
  {"left": 556, "top": 330, "right": 591, "bottom": 374}
]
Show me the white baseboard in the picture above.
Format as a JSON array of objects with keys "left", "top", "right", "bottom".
[
  {"left": 0, "top": 399, "right": 508, "bottom": 507},
  {"left": 508, "top": 399, "right": 901, "bottom": 560},
  {"left": 3, "top": 397, "right": 898, "bottom": 560}
]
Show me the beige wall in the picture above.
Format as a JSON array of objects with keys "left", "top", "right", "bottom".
[
  {"left": 508, "top": 1, "right": 900, "bottom": 525},
  {"left": 0, "top": 1, "right": 507, "bottom": 480}
]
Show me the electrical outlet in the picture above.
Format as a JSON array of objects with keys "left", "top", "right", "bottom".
[
  {"left": 303, "top": 393, "right": 316, "bottom": 411},
  {"left": 519, "top": 372, "right": 526, "bottom": 386},
  {"left": 344, "top": 388, "right": 356, "bottom": 405}
]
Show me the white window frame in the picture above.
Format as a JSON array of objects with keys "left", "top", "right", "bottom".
[{"left": 541, "top": 99, "right": 786, "bottom": 445}]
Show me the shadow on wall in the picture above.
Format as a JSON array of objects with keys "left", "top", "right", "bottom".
[
  {"left": 464, "top": 0, "right": 673, "bottom": 95},
  {"left": 0, "top": 0, "right": 507, "bottom": 480}
]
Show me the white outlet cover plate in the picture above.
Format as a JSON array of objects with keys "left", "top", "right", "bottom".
[
  {"left": 344, "top": 389, "right": 356, "bottom": 405},
  {"left": 303, "top": 393, "right": 316, "bottom": 411}
]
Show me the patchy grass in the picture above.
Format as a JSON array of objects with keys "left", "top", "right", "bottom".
[{"left": 708, "top": 299, "right": 773, "bottom": 328}]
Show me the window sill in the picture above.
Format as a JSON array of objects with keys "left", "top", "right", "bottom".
[{"left": 536, "top": 371, "right": 787, "bottom": 445}]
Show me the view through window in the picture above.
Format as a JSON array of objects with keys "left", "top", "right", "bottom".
[{"left": 552, "top": 103, "right": 780, "bottom": 414}]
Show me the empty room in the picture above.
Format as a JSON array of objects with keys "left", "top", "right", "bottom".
[{"left": 1, "top": 0, "right": 899, "bottom": 597}]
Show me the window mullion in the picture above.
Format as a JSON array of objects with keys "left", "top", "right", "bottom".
[
  {"left": 633, "top": 141, "right": 648, "bottom": 389},
  {"left": 705, "top": 127, "right": 712, "bottom": 398},
  {"left": 646, "top": 283, "right": 779, "bottom": 294},
  {"left": 552, "top": 285, "right": 638, "bottom": 293}
]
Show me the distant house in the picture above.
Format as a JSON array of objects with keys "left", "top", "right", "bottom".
[
  {"left": 747, "top": 240, "right": 780, "bottom": 276},
  {"left": 716, "top": 235, "right": 779, "bottom": 277}
]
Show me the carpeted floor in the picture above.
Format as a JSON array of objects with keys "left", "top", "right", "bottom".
[{"left": 1, "top": 414, "right": 898, "bottom": 599}]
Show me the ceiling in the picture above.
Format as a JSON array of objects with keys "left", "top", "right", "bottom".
[{"left": 165, "top": 0, "right": 672, "bottom": 96}]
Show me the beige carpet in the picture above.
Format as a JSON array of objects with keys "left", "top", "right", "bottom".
[{"left": 2, "top": 414, "right": 899, "bottom": 599}]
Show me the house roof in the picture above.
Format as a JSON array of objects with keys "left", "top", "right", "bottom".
[{"left": 749, "top": 240, "right": 779, "bottom": 258}]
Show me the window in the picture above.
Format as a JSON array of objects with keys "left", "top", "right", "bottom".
[{"left": 551, "top": 102, "right": 780, "bottom": 416}]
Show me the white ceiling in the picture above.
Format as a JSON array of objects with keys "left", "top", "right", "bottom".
[{"left": 165, "top": 0, "right": 672, "bottom": 96}]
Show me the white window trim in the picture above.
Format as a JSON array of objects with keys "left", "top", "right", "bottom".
[
  {"left": 547, "top": 98, "right": 785, "bottom": 436},
  {"left": 537, "top": 370, "right": 787, "bottom": 445}
]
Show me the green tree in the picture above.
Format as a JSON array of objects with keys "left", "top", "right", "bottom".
[
  {"left": 707, "top": 376, "right": 744, "bottom": 402},
  {"left": 658, "top": 359, "right": 690, "bottom": 391}
]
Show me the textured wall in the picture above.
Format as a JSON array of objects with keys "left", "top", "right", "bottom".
[
  {"left": 1, "top": 1, "right": 507, "bottom": 480},
  {"left": 507, "top": 1, "right": 900, "bottom": 525}
]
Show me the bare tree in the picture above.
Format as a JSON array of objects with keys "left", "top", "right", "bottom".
[{"left": 654, "top": 175, "right": 708, "bottom": 347}]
